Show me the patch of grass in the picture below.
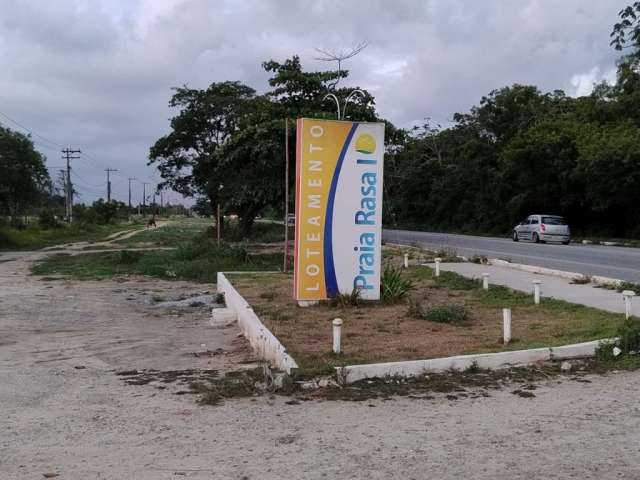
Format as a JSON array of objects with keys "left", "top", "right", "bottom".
[
  {"left": 116, "top": 218, "right": 209, "bottom": 247},
  {"left": 31, "top": 240, "right": 282, "bottom": 283},
  {"left": 418, "top": 304, "right": 469, "bottom": 324},
  {"left": 596, "top": 318, "right": 640, "bottom": 362},
  {"left": 222, "top": 220, "right": 285, "bottom": 243},
  {"left": 435, "top": 270, "right": 479, "bottom": 290},
  {"left": 0, "top": 220, "right": 143, "bottom": 251},
  {"left": 380, "top": 266, "right": 414, "bottom": 303}
]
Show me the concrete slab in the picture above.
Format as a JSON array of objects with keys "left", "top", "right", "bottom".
[{"left": 434, "top": 262, "right": 630, "bottom": 315}]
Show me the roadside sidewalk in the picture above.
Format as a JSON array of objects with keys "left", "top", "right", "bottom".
[{"left": 436, "top": 262, "right": 630, "bottom": 315}]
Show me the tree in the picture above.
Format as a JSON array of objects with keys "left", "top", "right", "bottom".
[
  {"left": 0, "top": 124, "right": 50, "bottom": 217},
  {"left": 150, "top": 56, "right": 386, "bottom": 236},
  {"left": 149, "top": 81, "right": 257, "bottom": 209}
]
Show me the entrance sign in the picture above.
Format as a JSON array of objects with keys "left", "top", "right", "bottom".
[{"left": 294, "top": 118, "right": 385, "bottom": 301}]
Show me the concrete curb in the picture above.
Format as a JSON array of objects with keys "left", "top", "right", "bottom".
[
  {"left": 340, "top": 339, "right": 608, "bottom": 383},
  {"left": 217, "top": 272, "right": 298, "bottom": 373},
  {"left": 487, "top": 258, "right": 623, "bottom": 287}
]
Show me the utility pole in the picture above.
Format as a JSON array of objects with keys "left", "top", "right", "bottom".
[
  {"left": 61, "top": 148, "right": 81, "bottom": 223},
  {"left": 141, "top": 182, "right": 149, "bottom": 217},
  {"left": 127, "top": 177, "right": 137, "bottom": 210},
  {"left": 104, "top": 168, "right": 119, "bottom": 203}
]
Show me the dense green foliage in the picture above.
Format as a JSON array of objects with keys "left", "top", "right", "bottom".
[
  {"left": 149, "top": 56, "right": 388, "bottom": 234},
  {"left": 149, "top": 5, "right": 640, "bottom": 239},
  {"left": 386, "top": 6, "right": 640, "bottom": 238},
  {"left": 385, "top": 81, "right": 640, "bottom": 237},
  {"left": 0, "top": 125, "right": 50, "bottom": 217}
]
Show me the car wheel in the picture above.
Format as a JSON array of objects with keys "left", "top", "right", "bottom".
[
  {"left": 562, "top": 240, "right": 570, "bottom": 245},
  {"left": 512, "top": 231, "right": 519, "bottom": 242},
  {"left": 532, "top": 232, "right": 540, "bottom": 243}
]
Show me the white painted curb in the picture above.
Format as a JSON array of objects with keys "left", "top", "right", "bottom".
[
  {"left": 487, "top": 258, "right": 623, "bottom": 287},
  {"left": 217, "top": 272, "right": 298, "bottom": 373},
  {"left": 340, "top": 339, "right": 609, "bottom": 384}
]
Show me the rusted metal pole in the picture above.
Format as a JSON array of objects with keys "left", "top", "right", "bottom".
[{"left": 283, "top": 118, "right": 290, "bottom": 273}]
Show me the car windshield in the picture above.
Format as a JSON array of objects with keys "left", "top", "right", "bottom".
[{"left": 541, "top": 216, "right": 566, "bottom": 225}]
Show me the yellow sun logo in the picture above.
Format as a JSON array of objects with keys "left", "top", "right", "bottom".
[{"left": 355, "top": 133, "right": 376, "bottom": 154}]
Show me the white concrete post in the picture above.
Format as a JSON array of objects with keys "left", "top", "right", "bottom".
[
  {"left": 403, "top": 253, "right": 409, "bottom": 269},
  {"left": 533, "top": 280, "right": 542, "bottom": 305},
  {"left": 622, "top": 290, "right": 636, "bottom": 319},
  {"left": 482, "top": 273, "right": 490, "bottom": 290},
  {"left": 503, "top": 308, "right": 512, "bottom": 344},
  {"left": 332, "top": 318, "right": 343, "bottom": 354},
  {"left": 434, "top": 258, "right": 442, "bottom": 277}
]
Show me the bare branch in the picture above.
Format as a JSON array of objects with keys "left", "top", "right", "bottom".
[{"left": 313, "top": 42, "right": 368, "bottom": 91}]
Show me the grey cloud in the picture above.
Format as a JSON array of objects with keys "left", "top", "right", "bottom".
[{"left": 0, "top": 0, "right": 630, "bottom": 203}]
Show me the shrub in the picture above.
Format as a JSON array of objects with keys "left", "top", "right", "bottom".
[
  {"left": 118, "top": 250, "right": 143, "bottom": 264},
  {"left": 381, "top": 266, "right": 414, "bottom": 303},
  {"left": 38, "top": 210, "right": 61, "bottom": 229}
]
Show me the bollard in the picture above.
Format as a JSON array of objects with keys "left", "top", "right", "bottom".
[
  {"left": 482, "top": 273, "right": 490, "bottom": 291},
  {"left": 332, "top": 318, "right": 343, "bottom": 354},
  {"left": 533, "top": 280, "right": 542, "bottom": 305},
  {"left": 434, "top": 257, "right": 442, "bottom": 277},
  {"left": 503, "top": 308, "right": 512, "bottom": 344},
  {"left": 622, "top": 290, "right": 636, "bottom": 319},
  {"left": 403, "top": 253, "right": 409, "bottom": 269}
]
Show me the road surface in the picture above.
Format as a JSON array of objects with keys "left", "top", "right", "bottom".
[{"left": 384, "top": 229, "right": 640, "bottom": 283}]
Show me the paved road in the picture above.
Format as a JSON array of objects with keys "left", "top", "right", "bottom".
[{"left": 384, "top": 229, "right": 640, "bottom": 283}]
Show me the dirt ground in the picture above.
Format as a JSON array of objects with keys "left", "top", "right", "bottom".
[
  {"left": 2, "top": 233, "right": 640, "bottom": 478},
  {"left": 232, "top": 272, "right": 621, "bottom": 368}
]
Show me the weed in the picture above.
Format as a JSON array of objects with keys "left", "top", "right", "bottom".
[
  {"left": 570, "top": 275, "right": 592, "bottom": 285},
  {"left": 215, "top": 292, "right": 225, "bottom": 304},
  {"left": 189, "top": 367, "right": 266, "bottom": 405},
  {"left": 380, "top": 266, "right": 414, "bottom": 303},
  {"left": 469, "top": 255, "right": 488, "bottom": 265},
  {"left": 464, "top": 361, "right": 481, "bottom": 373},
  {"left": 618, "top": 281, "right": 640, "bottom": 295},
  {"left": 327, "top": 289, "right": 362, "bottom": 308}
]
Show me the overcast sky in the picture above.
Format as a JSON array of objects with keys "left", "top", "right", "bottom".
[{"left": 0, "top": 0, "right": 629, "bottom": 204}]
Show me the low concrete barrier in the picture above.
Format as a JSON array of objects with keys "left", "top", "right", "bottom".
[
  {"left": 340, "top": 340, "right": 610, "bottom": 384},
  {"left": 217, "top": 272, "right": 298, "bottom": 373},
  {"left": 488, "top": 258, "right": 622, "bottom": 287}
]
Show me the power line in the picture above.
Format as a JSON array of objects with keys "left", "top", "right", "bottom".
[
  {"left": 0, "top": 109, "right": 65, "bottom": 149},
  {"left": 71, "top": 170, "right": 103, "bottom": 188}
]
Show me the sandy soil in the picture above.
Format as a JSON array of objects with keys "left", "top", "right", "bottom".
[{"left": 2, "top": 234, "right": 640, "bottom": 478}]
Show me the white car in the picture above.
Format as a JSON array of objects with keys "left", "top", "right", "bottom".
[{"left": 513, "top": 214, "right": 570, "bottom": 244}]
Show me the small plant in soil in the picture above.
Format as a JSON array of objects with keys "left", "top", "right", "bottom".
[{"left": 380, "top": 266, "right": 414, "bottom": 303}]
